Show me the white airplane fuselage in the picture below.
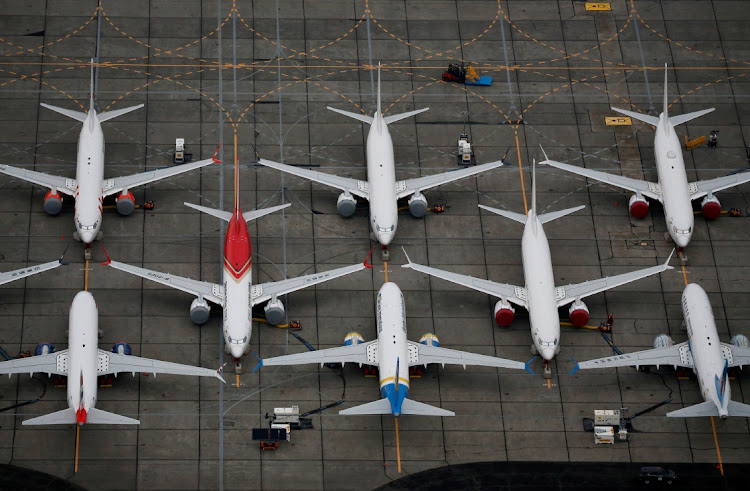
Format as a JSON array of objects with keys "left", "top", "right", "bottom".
[
  {"left": 682, "top": 283, "right": 729, "bottom": 418},
  {"left": 66, "top": 291, "right": 100, "bottom": 425},
  {"left": 521, "top": 211, "right": 561, "bottom": 361},
  {"left": 73, "top": 110, "right": 106, "bottom": 244},
  {"left": 365, "top": 114, "right": 399, "bottom": 246},
  {"left": 654, "top": 114, "right": 694, "bottom": 248},
  {"left": 376, "top": 282, "right": 410, "bottom": 416},
  {"left": 222, "top": 210, "right": 254, "bottom": 359}
]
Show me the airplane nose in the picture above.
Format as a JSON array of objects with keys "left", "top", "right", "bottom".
[
  {"left": 541, "top": 348, "right": 556, "bottom": 361},
  {"left": 230, "top": 345, "right": 246, "bottom": 360},
  {"left": 80, "top": 231, "right": 95, "bottom": 244},
  {"left": 674, "top": 234, "right": 690, "bottom": 249},
  {"left": 378, "top": 232, "right": 392, "bottom": 246}
]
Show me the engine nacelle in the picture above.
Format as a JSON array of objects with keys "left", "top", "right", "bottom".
[
  {"left": 189, "top": 297, "right": 211, "bottom": 325},
  {"left": 344, "top": 332, "right": 364, "bottom": 346},
  {"left": 34, "top": 342, "right": 55, "bottom": 356},
  {"left": 112, "top": 342, "right": 132, "bottom": 355},
  {"left": 731, "top": 334, "right": 750, "bottom": 349},
  {"left": 419, "top": 333, "right": 440, "bottom": 347},
  {"left": 116, "top": 191, "right": 136, "bottom": 216},
  {"left": 653, "top": 334, "right": 675, "bottom": 350},
  {"left": 493, "top": 300, "right": 515, "bottom": 326},
  {"left": 264, "top": 298, "right": 286, "bottom": 325},
  {"left": 336, "top": 192, "right": 357, "bottom": 217},
  {"left": 568, "top": 301, "right": 590, "bottom": 327},
  {"left": 43, "top": 190, "right": 63, "bottom": 215},
  {"left": 408, "top": 192, "right": 429, "bottom": 218},
  {"left": 701, "top": 195, "right": 721, "bottom": 219},
  {"left": 629, "top": 194, "right": 649, "bottom": 219}
]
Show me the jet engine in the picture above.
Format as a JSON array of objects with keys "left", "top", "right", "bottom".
[
  {"left": 701, "top": 195, "right": 721, "bottom": 219},
  {"left": 43, "top": 190, "right": 63, "bottom": 215},
  {"left": 336, "top": 192, "right": 357, "bottom": 217},
  {"left": 568, "top": 301, "right": 590, "bottom": 327},
  {"left": 264, "top": 297, "right": 285, "bottom": 325},
  {"left": 408, "top": 192, "right": 429, "bottom": 218},
  {"left": 493, "top": 299, "right": 515, "bottom": 326},
  {"left": 344, "top": 332, "right": 364, "bottom": 346},
  {"left": 116, "top": 191, "right": 136, "bottom": 216},
  {"left": 190, "top": 297, "right": 211, "bottom": 324},
  {"left": 112, "top": 342, "right": 132, "bottom": 355},
  {"left": 629, "top": 194, "right": 649, "bottom": 218},
  {"left": 731, "top": 334, "right": 750, "bottom": 349},
  {"left": 653, "top": 334, "right": 674, "bottom": 349},
  {"left": 34, "top": 342, "right": 55, "bottom": 356},
  {"left": 419, "top": 333, "right": 440, "bottom": 347}
]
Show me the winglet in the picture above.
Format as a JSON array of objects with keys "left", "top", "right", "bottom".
[
  {"left": 251, "top": 353, "right": 263, "bottom": 373},
  {"left": 525, "top": 356, "right": 537, "bottom": 375},
  {"left": 665, "top": 248, "right": 675, "bottom": 269},
  {"left": 400, "top": 247, "right": 412, "bottom": 268},
  {"left": 538, "top": 144, "right": 550, "bottom": 165},
  {"left": 212, "top": 143, "right": 223, "bottom": 164},
  {"left": 216, "top": 362, "right": 228, "bottom": 383},
  {"left": 364, "top": 247, "right": 375, "bottom": 269},
  {"left": 100, "top": 245, "right": 111, "bottom": 266},
  {"left": 58, "top": 245, "right": 70, "bottom": 266},
  {"left": 569, "top": 362, "right": 580, "bottom": 376}
]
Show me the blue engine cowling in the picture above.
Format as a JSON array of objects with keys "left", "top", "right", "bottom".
[
  {"left": 112, "top": 342, "right": 132, "bottom": 355},
  {"left": 34, "top": 343, "right": 55, "bottom": 356},
  {"left": 344, "top": 332, "right": 364, "bottom": 346},
  {"left": 419, "top": 333, "right": 440, "bottom": 347}
]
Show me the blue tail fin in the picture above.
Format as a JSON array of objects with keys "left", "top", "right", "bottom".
[{"left": 716, "top": 359, "right": 729, "bottom": 405}]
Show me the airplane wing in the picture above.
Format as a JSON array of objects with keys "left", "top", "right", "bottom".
[
  {"left": 540, "top": 158, "right": 661, "bottom": 201},
  {"left": 106, "top": 259, "right": 224, "bottom": 306},
  {"left": 395, "top": 159, "right": 505, "bottom": 199},
  {"left": 251, "top": 263, "right": 366, "bottom": 306},
  {"left": 689, "top": 172, "right": 750, "bottom": 200},
  {"left": 571, "top": 341, "right": 692, "bottom": 373},
  {"left": 408, "top": 342, "right": 528, "bottom": 371},
  {"left": 0, "top": 258, "right": 63, "bottom": 286},
  {"left": 0, "top": 164, "right": 76, "bottom": 196},
  {"left": 556, "top": 251, "right": 674, "bottom": 307},
  {"left": 102, "top": 157, "right": 215, "bottom": 197},
  {"left": 402, "top": 252, "right": 527, "bottom": 308},
  {"left": 255, "top": 341, "right": 377, "bottom": 369},
  {"left": 256, "top": 158, "right": 369, "bottom": 199},
  {"left": 723, "top": 343, "right": 750, "bottom": 368},
  {"left": 0, "top": 350, "right": 68, "bottom": 376},
  {"left": 98, "top": 350, "right": 224, "bottom": 382}
]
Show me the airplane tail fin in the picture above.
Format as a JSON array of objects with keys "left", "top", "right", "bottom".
[
  {"left": 40, "top": 103, "right": 88, "bottom": 122},
  {"left": 610, "top": 107, "right": 660, "bottom": 126},
  {"left": 339, "top": 398, "right": 393, "bottom": 415},
  {"left": 400, "top": 398, "right": 455, "bottom": 417},
  {"left": 22, "top": 408, "right": 77, "bottom": 425},
  {"left": 663, "top": 63, "right": 669, "bottom": 118},
  {"left": 377, "top": 62, "right": 381, "bottom": 116},
  {"left": 478, "top": 204, "right": 527, "bottom": 225},
  {"left": 96, "top": 104, "right": 144, "bottom": 123},
  {"left": 184, "top": 202, "right": 290, "bottom": 223},
  {"left": 668, "top": 108, "right": 715, "bottom": 127},
  {"left": 85, "top": 407, "right": 140, "bottom": 425},
  {"left": 531, "top": 159, "right": 537, "bottom": 213},
  {"left": 667, "top": 400, "right": 719, "bottom": 418},
  {"left": 727, "top": 400, "right": 750, "bottom": 417},
  {"left": 537, "top": 205, "right": 586, "bottom": 225},
  {"left": 716, "top": 359, "right": 729, "bottom": 406},
  {"left": 22, "top": 407, "right": 140, "bottom": 425}
]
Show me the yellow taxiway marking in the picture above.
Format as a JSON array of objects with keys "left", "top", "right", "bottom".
[
  {"left": 395, "top": 417, "right": 402, "bottom": 473},
  {"left": 678, "top": 250, "right": 688, "bottom": 286},
  {"left": 75, "top": 425, "right": 80, "bottom": 472},
  {"left": 546, "top": 378, "right": 551, "bottom": 389},
  {"left": 710, "top": 416, "right": 724, "bottom": 476},
  {"left": 585, "top": 2, "right": 612, "bottom": 11},
  {"left": 384, "top": 261, "right": 389, "bottom": 282},
  {"left": 236, "top": 373, "right": 240, "bottom": 388},
  {"left": 605, "top": 116, "right": 631, "bottom": 125}
]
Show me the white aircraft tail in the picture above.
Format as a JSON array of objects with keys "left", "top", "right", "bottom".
[
  {"left": 727, "top": 400, "right": 750, "bottom": 417},
  {"left": 22, "top": 407, "right": 139, "bottom": 425},
  {"left": 22, "top": 408, "right": 77, "bottom": 425},
  {"left": 339, "top": 398, "right": 393, "bottom": 415},
  {"left": 184, "top": 202, "right": 290, "bottom": 223},
  {"left": 85, "top": 407, "right": 140, "bottom": 425},
  {"left": 667, "top": 400, "right": 719, "bottom": 418},
  {"left": 400, "top": 398, "right": 455, "bottom": 417}
]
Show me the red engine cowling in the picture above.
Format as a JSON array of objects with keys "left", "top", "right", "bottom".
[
  {"left": 568, "top": 301, "right": 590, "bottom": 327},
  {"left": 493, "top": 300, "right": 515, "bottom": 326},
  {"left": 701, "top": 195, "right": 721, "bottom": 219},
  {"left": 116, "top": 191, "right": 136, "bottom": 216},
  {"left": 43, "top": 190, "right": 63, "bottom": 215},
  {"left": 629, "top": 194, "right": 649, "bottom": 218}
]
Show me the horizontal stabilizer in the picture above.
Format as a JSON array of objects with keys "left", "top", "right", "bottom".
[
  {"left": 537, "top": 205, "right": 586, "bottom": 225},
  {"left": 85, "top": 407, "right": 140, "bottom": 425},
  {"left": 668, "top": 108, "right": 715, "bottom": 127},
  {"left": 97, "top": 104, "right": 144, "bottom": 123},
  {"left": 400, "top": 398, "right": 455, "bottom": 417},
  {"left": 184, "top": 202, "right": 232, "bottom": 222},
  {"left": 383, "top": 107, "right": 429, "bottom": 125},
  {"left": 22, "top": 408, "right": 76, "bottom": 425},
  {"left": 667, "top": 400, "right": 718, "bottom": 418},
  {"left": 339, "top": 398, "right": 392, "bottom": 415},
  {"left": 610, "top": 107, "right": 660, "bottom": 127},
  {"left": 478, "top": 204, "right": 527, "bottom": 225},
  {"left": 327, "top": 106, "right": 374, "bottom": 125},
  {"left": 243, "top": 203, "right": 292, "bottom": 222},
  {"left": 40, "top": 103, "right": 88, "bottom": 123},
  {"left": 727, "top": 400, "right": 750, "bottom": 417}
]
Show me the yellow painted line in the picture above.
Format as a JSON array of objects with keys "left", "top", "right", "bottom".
[
  {"left": 605, "top": 116, "right": 632, "bottom": 126},
  {"left": 74, "top": 425, "right": 80, "bottom": 472},
  {"left": 395, "top": 417, "right": 402, "bottom": 473},
  {"left": 546, "top": 378, "right": 551, "bottom": 389},
  {"left": 560, "top": 321, "right": 600, "bottom": 330},
  {"left": 678, "top": 250, "right": 688, "bottom": 286},
  {"left": 236, "top": 373, "right": 240, "bottom": 388},
  {"left": 384, "top": 261, "right": 388, "bottom": 283},
  {"left": 514, "top": 133, "right": 528, "bottom": 214},
  {"left": 585, "top": 2, "right": 612, "bottom": 11},
  {"left": 710, "top": 416, "right": 724, "bottom": 476}
]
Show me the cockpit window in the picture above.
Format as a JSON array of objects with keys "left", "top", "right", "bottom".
[{"left": 376, "top": 224, "right": 395, "bottom": 233}]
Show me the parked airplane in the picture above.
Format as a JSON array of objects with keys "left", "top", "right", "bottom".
[
  {"left": 0, "top": 252, "right": 66, "bottom": 286},
  {"left": 540, "top": 65, "right": 750, "bottom": 248},
  {"left": 253, "top": 282, "right": 531, "bottom": 417},
  {"left": 0, "top": 60, "right": 217, "bottom": 244},
  {"left": 104, "top": 158, "right": 369, "bottom": 363},
  {"left": 0, "top": 291, "right": 223, "bottom": 426},
  {"left": 256, "top": 64, "right": 506, "bottom": 246},
  {"left": 402, "top": 161, "right": 674, "bottom": 375},
  {"left": 571, "top": 283, "right": 750, "bottom": 418}
]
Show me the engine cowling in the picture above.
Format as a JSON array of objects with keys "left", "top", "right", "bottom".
[
  {"left": 264, "top": 298, "right": 285, "bottom": 325},
  {"left": 43, "top": 190, "right": 63, "bottom": 215},
  {"left": 629, "top": 194, "right": 649, "bottom": 218},
  {"left": 344, "top": 332, "right": 364, "bottom": 346},
  {"left": 408, "top": 192, "right": 429, "bottom": 218},
  {"left": 34, "top": 343, "right": 55, "bottom": 356},
  {"left": 190, "top": 297, "right": 211, "bottom": 324},
  {"left": 493, "top": 300, "right": 515, "bottom": 326},
  {"left": 111, "top": 342, "right": 132, "bottom": 355},
  {"left": 568, "top": 301, "right": 590, "bottom": 327},
  {"left": 701, "top": 195, "right": 721, "bottom": 219},
  {"left": 419, "top": 333, "right": 440, "bottom": 347},
  {"left": 653, "top": 334, "right": 674, "bottom": 349},
  {"left": 731, "top": 334, "right": 750, "bottom": 349},
  {"left": 116, "top": 191, "right": 136, "bottom": 216},
  {"left": 336, "top": 192, "right": 357, "bottom": 217}
]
